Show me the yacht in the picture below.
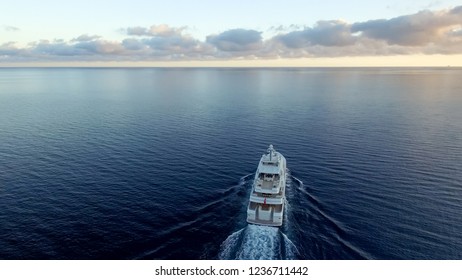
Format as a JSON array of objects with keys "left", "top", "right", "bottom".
[{"left": 247, "top": 145, "right": 286, "bottom": 226}]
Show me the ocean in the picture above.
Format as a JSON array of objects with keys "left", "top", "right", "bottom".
[{"left": 0, "top": 67, "right": 461, "bottom": 259}]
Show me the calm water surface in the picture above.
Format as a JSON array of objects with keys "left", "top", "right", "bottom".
[{"left": 0, "top": 68, "right": 461, "bottom": 259}]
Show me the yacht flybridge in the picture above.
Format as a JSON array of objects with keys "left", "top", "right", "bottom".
[{"left": 247, "top": 145, "right": 287, "bottom": 227}]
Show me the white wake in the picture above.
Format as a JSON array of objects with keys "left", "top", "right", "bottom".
[{"left": 218, "top": 225, "right": 297, "bottom": 260}]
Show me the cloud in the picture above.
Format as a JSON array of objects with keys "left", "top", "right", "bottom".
[
  {"left": 9, "top": 39, "right": 129, "bottom": 61},
  {"left": 450, "top": 28, "right": 462, "bottom": 37},
  {"left": 1, "top": 6, "right": 462, "bottom": 63},
  {"left": 0, "top": 24, "right": 206, "bottom": 62},
  {"left": 124, "top": 26, "right": 147, "bottom": 36},
  {"left": 121, "top": 24, "right": 211, "bottom": 59},
  {"left": 142, "top": 36, "right": 202, "bottom": 53},
  {"left": 71, "top": 34, "right": 101, "bottom": 42},
  {"left": 125, "top": 24, "right": 187, "bottom": 37},
  {"left": 206, "top": 29, "right": 263, "bottom": 52},
  {"left": 451, "top": 5, "right": 462, "bottom": 14},
  {"left": 272, "top": 5, "right": 462, "bottom": 56},
  {"left": 31, "top": 40, "right": 86, "bottom": 56},
  {"left": 75, "top": 40, "right": 125, "bottom": 55},
  {"left": 122, "top": 38, "right": 147, "bottom": 51},
  {"left": 0, "top": 42, "right": 22, "bottom": 56},
  {"left": 268, "top": 24, "right": 303, "bottom": 33},
  {"left": 351, "top": 6, "right": 462, "bottom": 46},
  {"left": 4, "top": 25, "right": 20, "bottom": 32},
  {"left": 277, "top": 20, "right": 356, "bottom": 48}
]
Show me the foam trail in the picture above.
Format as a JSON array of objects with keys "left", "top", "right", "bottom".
[
  {"left": 236, "top": 225, "right": 280, "bottom": 260},
  {"left": 282, "top": 198, "right": 291, "bottom": 233},
  {"left": 218, "top": 228, "right": 245, "bottom": 260},
  {"left": 291, "top": 175, "right": 304, "bottom": 188},
  {"left": 219, "top": 224, "right": 299, "bottom": 260},
  {"left": 240, "top": 173, "right": 254, "bottom": 183},
  {"left": 218, "top": 225, "right": 279, "bottom": 259},
  {"left": 281, "top": 232, "right": 299, "bottom": 260},
  {"left": 281, "top": 174, "right": 299, "bottom": 259}
]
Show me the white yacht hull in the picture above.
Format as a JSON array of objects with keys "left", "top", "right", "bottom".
[{"left": 247, "top": 145, "right": 286, "bottom": 227}]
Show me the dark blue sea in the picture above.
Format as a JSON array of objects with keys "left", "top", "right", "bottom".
[{"left": 0, "top": 67, "right": 461, "bottom": 260}]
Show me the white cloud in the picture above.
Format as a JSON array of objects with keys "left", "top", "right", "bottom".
[
  {"left": 4, "top": 25, "right": 20, "bottom": 32},
  {"left": 125, "top": 24, "right": 187, "bottom": 37},
  {"left": 71, "top": 34, "right": 102, "bottom": 42}
]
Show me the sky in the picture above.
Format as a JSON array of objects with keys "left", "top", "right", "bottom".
[{"left": 1, "top": 0, "right": 462, "bottom": 66}]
